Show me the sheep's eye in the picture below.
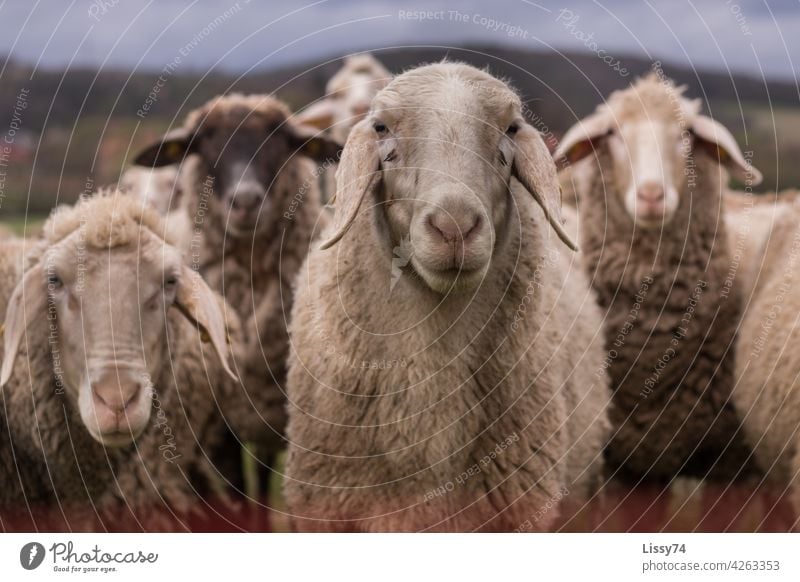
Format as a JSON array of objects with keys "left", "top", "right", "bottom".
[
  {"left": 506, "top": 123, "right": 520, "bottom": 135},
  {"left": 373, "top": 121, "right": 388, "bottom": 134},
  {"left": 47, "top": 274, "right": 63, "bottom": 290},
  {"left": 164, "top": 275, "right": 178, "bottom": 289}
]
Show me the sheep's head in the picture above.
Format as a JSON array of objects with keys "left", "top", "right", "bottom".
[
  {"left": 298, "top": 54, "right": 392, "bottom": 143},
  {"left": 320, "top": 62, "right": 576, "bottom": 294},
  {"left": 555, "top": 73, "right": 762, "bottom": 229},
  {"left": 1, "top": 192, "right": 234, "bottom": 448},
  {"left": 133, "top": 94, "right": 339, "bottom": 236}
]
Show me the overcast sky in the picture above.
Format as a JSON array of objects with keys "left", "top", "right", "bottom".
[{"left": 2, "top": 0, "right": 798, "bottom": 81}]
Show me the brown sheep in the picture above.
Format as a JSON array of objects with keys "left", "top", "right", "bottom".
[{"left": 555, "top": 73, "right": 760, "bottom": 482}]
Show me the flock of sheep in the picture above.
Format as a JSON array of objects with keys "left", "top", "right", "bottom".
[{"left": 1, "top": 53, "right": 798, "bottom": 532}]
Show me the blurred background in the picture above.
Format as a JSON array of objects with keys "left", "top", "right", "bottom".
[{"left": 1, "top": 0, "right": 798, "bottom": 230}]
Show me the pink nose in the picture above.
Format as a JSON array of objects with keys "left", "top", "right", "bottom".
[
  {"left": 637, "top": 182, "right": 665, "bottom": 203},
  {"left": 426, "top": 211, "right": 482, "bottom": 244},
  {"left": 92, "top": 372, "right": 142, "bottom": 415}
]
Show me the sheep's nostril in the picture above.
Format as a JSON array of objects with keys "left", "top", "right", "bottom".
[{"left": 230, "top": 191, "right": 263, "bottom": 212}]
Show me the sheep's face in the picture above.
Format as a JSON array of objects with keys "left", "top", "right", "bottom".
[
  {"left": 367, "top": 74, "right": 521, "bottom": 294},
  {"left": 133, "top": 97, "right": 339, "bottom": 238},
  {"left": 43, "top": 231, "right": 181, "bottom": 447},
  {"left": 326, "top": 65, "right": 391, "bottom": 142},
  {"left": 607, "top": 118, "right": 685, "bottom": 228},
  {"left": 555, "top": 74, "right": 763, "bottom": 230}
]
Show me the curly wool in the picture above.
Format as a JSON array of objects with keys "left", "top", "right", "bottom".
[
  {"left": 735, "top": 202, "right": 800, "bottom": 520},
  {"left": 0, "top": 191, "right": 232, "bottom": 531}
]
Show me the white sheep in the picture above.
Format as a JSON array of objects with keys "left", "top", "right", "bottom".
[
  {"left": 284, "top": 62, "right": 611, "bottom": 532},
  {"left": 734, "top": 201, "right": 800, "bottom": 528}
]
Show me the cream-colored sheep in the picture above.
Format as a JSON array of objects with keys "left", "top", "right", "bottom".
[
  {"left": 735, "top": 201, "right": 800, "bottom": 526},
  {"left": 0, "top": 190, "right": 237, "bottom": 531},
  {"left": 284, "top": 62, "right": 611, "bottom": 532},
  {"left": 119, "top": 165, "right": 184, "bottom": 214},
  {"left": 296, "top": 53, "right": 392, "bottom": 201}
]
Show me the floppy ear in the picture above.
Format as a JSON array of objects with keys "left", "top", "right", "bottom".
[
  {"left": 288, "top": 122, "right": 342, "bottom": 164},
  {"left": 174, "top": 265, "right": 237, "bottom": 381},
  {"left": 1, "top": 264, "right": 46, "bottom": 387},
  {"left": 133, "top": 127, "right": 196, "bottom": 168},
  {"left": 553, "top": 112, "right": 612, "bottom": 169},
  {"left": 513, "top": 123, "right": 579, "bottom": 252},
  {"left": 318, "top": 119, "right": 380, "bottom": 250},
  {"left": 295, "top": 100, "right": 337, "bottom": 131},
  {"left": 691, "top": 115, "right": 763, "bottom": 185}
]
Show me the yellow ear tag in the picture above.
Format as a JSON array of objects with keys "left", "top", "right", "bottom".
[{"left": 166, "top": 142, "right": 183, "bottom": 159}]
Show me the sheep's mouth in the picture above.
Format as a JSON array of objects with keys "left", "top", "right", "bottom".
[
  {"left": 411, "top": 259, "right": 488, "bottom": 294},
  {"left": 92, "top": 428, "right": 141, "bottom": 448}
]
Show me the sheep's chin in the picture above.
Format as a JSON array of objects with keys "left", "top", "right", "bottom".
[{"left": 412, "top": 259, "right": 489, "bottom": 295}]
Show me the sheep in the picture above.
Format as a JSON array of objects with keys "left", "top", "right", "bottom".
[
  {"left": 131, "top": 93, "right": 340, "bottom": 489},
  {"left": 724, "top": 191, "right": 799, "bottom": 301},
  {"left": 296, "top": 53, "right": 392, "bottom": 201},
  {"left": 734, "top": 201, "right": 800, "bottom": 526},
  {"left": 0, "top": 190, "right": 237, "bottom": 531},
  {"left": 554, "top": 73, "right": 762, "bottom": 482},
  {"left": 283, "top": 62, "right": 611, "bottom": 532},
  {"left": 118, "top": 165, "right": 184, "bottom": 214}
]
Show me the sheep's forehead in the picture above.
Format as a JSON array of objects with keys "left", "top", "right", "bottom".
[
  {"left": 606, "top": 77, "right": 698, "bottom": 128},
  {"left": 374, "top": 68, "right": 520, "bottom": 131},
  {"left": 44, "top": 229, "right": 180, "bottom": 278}
]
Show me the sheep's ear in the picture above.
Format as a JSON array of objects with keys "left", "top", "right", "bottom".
[
  {"left": 288, "top": 122, "right": 342, "bottom": 164},
  {"left": 174, "top": 266, "right": 237, "bottom": 381},
  {"left": 513, "top": 123, "right": 579, "bottom": 252},
  {"left": 553, "top": 112, "right": 612, "bottom": 169},
  {"left": 318, "top": 119, "right": 380, "bottom": 250},
  {"left": 294, "top": 100, "right": 337, "bottom": 131},
  {"left": 1, "top": 264, "right": 46, "bottom": 387},
  {"left": 133, "top": 128, "right": 196, "bottom": 168},
  {"left": 691, "top": 115, "right": 763, "bottom": 185}
]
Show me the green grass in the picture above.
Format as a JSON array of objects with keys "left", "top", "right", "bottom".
[{"left": 0, "top": 215, "right": 46, "bottom": 237}]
